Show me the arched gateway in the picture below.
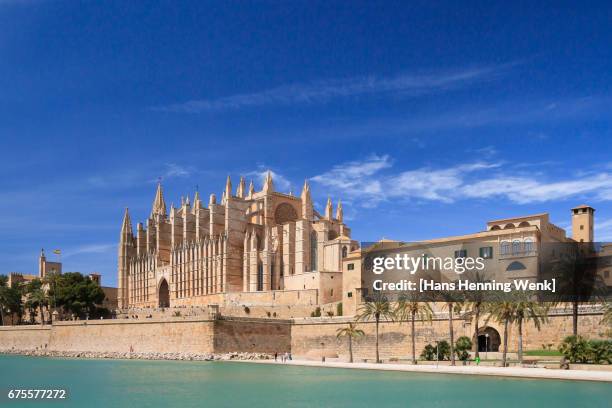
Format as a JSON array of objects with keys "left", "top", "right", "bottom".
[
  {"left": 475, "top": 327, "right": 501, "bottom": 352},
  {"left": 158, "top": 278, "right": 170, "bottom": 308}
]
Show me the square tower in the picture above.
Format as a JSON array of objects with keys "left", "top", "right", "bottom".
[{"left": 571, "top": 204, "right": 595, "bottom": 243}]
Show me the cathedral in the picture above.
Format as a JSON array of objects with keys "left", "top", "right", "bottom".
[{"left": 118, "top": 172, "right": 357, "bottom": 310}]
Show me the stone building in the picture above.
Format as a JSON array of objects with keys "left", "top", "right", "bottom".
[{"left": 118, "top": 173, "right": 358, "bottom": 309}]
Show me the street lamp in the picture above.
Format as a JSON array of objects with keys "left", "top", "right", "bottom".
[{"left": 485, "top": 333, "right": 489, "bottom": 361}]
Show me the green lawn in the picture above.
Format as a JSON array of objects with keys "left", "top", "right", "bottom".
[{"left": 524, "top": 349, "right": 563, "bottom": 356}]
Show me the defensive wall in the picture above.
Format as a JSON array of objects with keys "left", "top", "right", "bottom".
[{"left": 0, "top": 308, "right": 607, "bottom": 361}]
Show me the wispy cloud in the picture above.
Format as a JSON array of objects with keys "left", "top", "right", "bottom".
[
  {"left": 161, "top": 163, "right": 191, "bottom": 179},
  {"left": 246, "top": 166, "right": 292, "bottom": 192},
  {"left": 62, "top": 244, "right": 115, "bottom": 258},
  {"left": 311, "top": 155, "right": 612, "bottom": 206},
  {"left": 151, "top": 65, "right": 508, "bottom": 113}
]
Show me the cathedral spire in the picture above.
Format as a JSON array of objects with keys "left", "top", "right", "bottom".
[
  {"left": 301, "top": 180, "right": 311, "bottom": 201},
  {"left": 248, "top": 179, "right": 255, "bottom": 198},
  {"left": 336, "top": 200, "right": 343, "bottom": 222},
  {"left": 301, "top": 180, "right": 313, "bottom": 220},
  {"left": 236, "top": 176, "right": 246, "bottom": 198},
  {"left": 151, "top": 182, "right": 167, "bottom": 218},
  {"left": 263, "top": 170, "right": 274, "bottom": 193},
  {"left": 121, "top": 207, "right": 133, "bottom": 236},
  {"left": 225, "top": 175, "right": 232, "bottom": 199},
  {"left": 325, "top": 197, "right": 333, "bottom": 220}
]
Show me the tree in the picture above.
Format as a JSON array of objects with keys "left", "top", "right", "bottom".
[
  {"left": 455, "top": 336, "right": 473, "bottom": 361},
  {"left": 551, "top": 243, "right": 606, "bottom": 336},
  {"left": 24, "top": 279, "right": 48, "bottom": 325},
  {"left": 439, "top": 288, "right": 463, "bottom": 366},
  {"left": 336, "top": 322, "right": 365, "bottom": 363},
  {"left": 513, "top": 293, "right": 549, "bottom": 364},
  {"left": 462, "top": 271, "right": 490, "bottom": 359},
  {"left": 395, "top": 292, "right": 433, "bottom": 364},
  {"left": 486, "top": 296, "right": 516, "bottom": 367},
  {"left": 356, "top": 293, "right": 394, "bottom": 363},
  {"left": 54, "top": 273, "right": 105, "bottom": 319},
  {"left": 0, "top": 277, "right": 22, "bottom": 326}
]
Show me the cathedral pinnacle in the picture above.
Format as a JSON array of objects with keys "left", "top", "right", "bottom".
[
  {"left": 336, "top": 200, "right": 343, "bottom": 222},
  {"left": 236, "top": 176, "right": 246, "bottom": 198},
  {"left": 151, "top": 182, "right": 167, "bottom": 218},
  {"left": 248, "top": 179, "right": 255, "bottom": 197},
  {"left": 225, "top": 175, "right": 232, "bottom": 199},
  {"left": 121, "top": 207, "right": 133, "bottom": 236},
  {"left": 263, "top": 171, "right": 274, "bottom": 193},
  {"left": 301, "top": 180, "right": 311, "bottom": 201},
  {"left": 325, "top": 197, "right": 333, "bottom": 220}
]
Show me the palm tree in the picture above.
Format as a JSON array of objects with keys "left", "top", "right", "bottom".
[
  {"left": 462, "top": 271, "right": 490, "bottom": 360},
  {"left": 356, "top": 293, "right": 394, "bottom": 363},
  {"left": 28, "top": 287, "right": 48, "bottom": 326},
  {"left": 24, "top": 279, "right": 48, "bottom": 326},
  {"left": 336, "top": 322, "right": 365, "bottom": 363},
  {"left": 486, "top": 297, "right": 516, "bottom": 367},
  {"left": 438, "top": 288, "right": 463, "bottom": 366},
  {"left": 551, "top": 244, "right": 606, "bottom": 336},
  {"left": 395, "top": 293, "right": 433, "bottom": 364},
  {"left": 514, "top": 293, "right": 549, "bottom": 364}
]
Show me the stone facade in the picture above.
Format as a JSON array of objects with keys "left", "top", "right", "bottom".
[
  {"left": 0, "top": 317, "right": 291, "bottom": 355},
  {"left": 0, "top": 308, "right": 605, "bottom": 361},
  {"left": 118, "top": 174, "right": 358, "bottom": 310},
  {"left": 290, "top": 308, "right": 608, "bottom": 361}
]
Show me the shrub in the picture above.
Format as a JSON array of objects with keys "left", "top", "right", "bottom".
[
  {"left": 587, "top": 340, "right": 612, "bottom": 364},
  {"left": 421, "top": 341, "right": 451, "bottom": 361},
  {"left": 311, "top": 307, "right": 321, "bottom": 317},
  {"left": 243, "top": 306, "right": 250, "bottom": 314},
  {"left": 437, "top": 340, "right": 451, "bottom": 360},
  {"left": 455, "top": 336, "right": 473, "bottom": 361},
  {"left": 420, "top": 344, "right": 436, "bottom": 361},
  {"left": 558, "top": 336, "right": 591, "bottom": 363}
]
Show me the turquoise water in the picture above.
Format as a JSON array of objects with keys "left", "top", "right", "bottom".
[{"left": 0, "top": 355, "right": 610, "bottom": 408}]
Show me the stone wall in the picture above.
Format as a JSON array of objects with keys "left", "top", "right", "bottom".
[
  {"left": 214, "top": 318, "right": 291, "bottom": 353},
  {"left": 0, "top": 317, "right": 291, "bottom": 355},
  {"left": 0, "top": 325, "right": 51, "bottom": 350},
  {"left": 291, "top": 311, "right": 608, "bottom": 361},
  {"left": 48, "top": 319, "right": 215, "bottom": 354},
  {"left": 0, "top": 310, "right": 606, "bottom": 360}
]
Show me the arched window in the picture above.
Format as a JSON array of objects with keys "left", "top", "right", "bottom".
[
  {"left": 342, "top": 246, "right": 348, "bottom": 258},
  {"left": 310, "top": 231, "right": 318, "bottom": 272},
  {"left": 490, "top": 225, "right": 501, "bottom": 231},
  {"left": 512, "top": 240, "right": 521, "bottom": 255},
  {"left": 500, "top": 241, "right": 510, "bottom": 255},
  {"left": 518, "top": 221, "right": 530, "bottom": 228},
  {"left": 506, "top": 261, "right": 526, "bottom": 271},
  {"left": 504, "top": 223, "right": 515, "bottom": 229},
  {"left": 524, "top": 238, "right": 534, "bottom": 253}
]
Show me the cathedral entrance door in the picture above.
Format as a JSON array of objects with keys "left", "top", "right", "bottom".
[{"left": 158, "top": 279, "right": 170, "bottom": 308}]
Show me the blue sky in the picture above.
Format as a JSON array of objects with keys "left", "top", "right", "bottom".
[{"left": 1, "top": 1, "right": 612, "bottom": 287}]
